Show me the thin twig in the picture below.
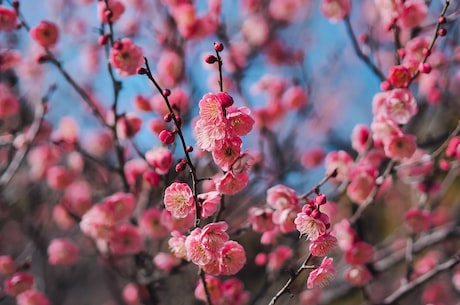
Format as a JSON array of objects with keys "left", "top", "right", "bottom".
[
  {"left": 268, "top": 253, "right": 313, "bottom": 305},
  {"left": 343, "top": 15, "right": 386, "bottom": 82},
  {"left": 380, "top": 253, "right": 460, "bottom": 305}
]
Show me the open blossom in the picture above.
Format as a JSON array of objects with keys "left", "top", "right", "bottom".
[
  {"left": 219, "top": 240, "right": 246, "bottom": 275},
  {"left": 307, "top": 257, "right": 335, "bottom": 289},
  {"left": 156, "top": 50, "right": 184, "bottom": 87},
  {"left": 103, "top": 192, "right": 135, "bottom": 223},
  {"left": 0, "top": 256, "right": 17, "bottom": 275},
  {"left": 0, "top": 83, "right": 20, "bottom": 118},
  {"left": 309, "top": 232, "right": 338, "bottom": 256},
  {"left": 398, "top": 0, "right": 427, "bottom": 29},
  {"left": 153, "top": 252, "right": 180, "bottom": 272},
  {"left": 273, "top": 206, "right": 300, "bottom": 233},
  {"left": 325, "top": 150, "right": 353, "bottom": 182},
  {"left": 200, "top": 222, "right": 229, "bottom": 253},
  {"left": 0, "top": 6, "right": 17, "bottom": 32},
  {"left": 109, "top": 224, "right": 143, "bottom": 255},
  {"left": 382, "top": 89, "right": 418, "bottom": 125},
  {"left": 384, "top": 133, "right": 417, "bottom": 161},
  {"left": 195, "top": 275, "right": 223, "bottom": 304},
  {"left": 267, "top": 245, "right": 293, "bottom": 272},
  {"left": 47, "top": 238, "right": 79, "bottom": 266},
  {"left": 198, "top": 191, "right": 221, "bottom": 218},
  {"left": 110, "top": 38, "right": 143, "bottom": 77},
  {"left": 139, "top": 207, "right": 168, "bottom": 239},
  {"left": 248, "top": 207, "right": 275, "bottom": 232},
  {"left": 269, "top": 0, "right": 305, "bottom": 23},
  {"left": 163, "top": 182, "right": 195, "bottom": 218},
  {"left": 320, "top": 0, "right": 351, "bottom": 22},
  {"left": 4, "top": 272, "right": 34, "bottom": 296},
  {"left": 266, "top": 184, "right": 299, "bottom": 210},
  {"left": 30, "top": 21, "right": 59, "bottom": 48},
  {"left": 404, "top": 208, "right": 431, "bottom": 232},
  {"left": 215, "top": 171, "right": 249, "bottom": 195},
  {"left": 345, "top": 241, "right": 374, "bottom": 265},
  {"left": 80, "top": 204, "right": 115, "bottom": 240},
  {"left": 345, "top": 265, "right": 372, "bottom": 286},
  {"left": 98, "top": 0, "right": 125, "bottom": 23},
  {"left": 294, "top": 206, "right": 329, "bottom": 240},
  {"left": 212, "top": 136, "right": 242, "bottom": 171},
  {"left": 168, "top": 231, "right": 187, "bottom": 260},
  {"left": 185, "top": 228, "right": 213, "bottom": 265},
  {"left": 347, "top": 166, "right": 377, "bottom": 204},
  {"left": 16, "top": 290, "right": 51, "bottom": 305},
  {"left": 145, "top": 146, "right": 173, "bottom": 175},
  {"left": 387, "top": 65, "right": 411, "bottom": 89},
  {"left": 351, "top": 124, "right": 370, "bottom": 154}
]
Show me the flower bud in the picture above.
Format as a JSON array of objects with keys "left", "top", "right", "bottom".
[
  {"left": 216, "top": 92, "right": 234, "bottom": 108},
  {"left": 214, "top": 42, "right": 224, "bottom": 52},
  {"left": 136, "top": 67, "right": 147, "bottom": 75},
  {"left": 159, "top": 129, "right": 175, "bottom": 145},
  {"left": 205, "top": 55, "right": 217, "bottom": 64},
  {"left": 163, "top": 88, "right": 171, "bottom": 97}
]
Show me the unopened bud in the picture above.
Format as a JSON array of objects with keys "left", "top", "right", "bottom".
[
  {"left": 113, "top": 40, "right": 123, "bottom": 50},
  {"left": 214, "top": 42, "right": 224, "bottom": 52},
  {"left": 175, "top": 159, "right": 187, "bottom": 172},
  {"left": 419, "top": 62, "right": 432, "bottom": 74},
  {"left": 437, "top": 28, "right": 447, "bottom": 37},
  {"left": 159, "top": 129, "right": 175, "bottom": 145},
  {"left": 136, "top": 67, "right": 147, "bottom": 75},
  {"left": 163, "top": 88, "right": 171, "bottom": 97},
  {"left": 205, "top": 55, "right": 218, "bottom": 64}
]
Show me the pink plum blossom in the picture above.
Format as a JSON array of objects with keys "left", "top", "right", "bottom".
[
  {"left": 0, "top": 256, "right": 16, "bottom": 275},
  {"left": 109, "top": 224, "right": 143, "bottom": 255},
  {"left": 30, "top": 21, "right": 59, "bottom": 48},
  {"left": 145, "top": 146, "right": 173, "bottom": 175},
  {"left": 98, "top": 0, "right": 125, "bottom": 23},
  {"left": 325, "top": 150, "right": 353, "bottom": 182},
  {"left": 4, "top": 272, "right": 34, "bottom": 296},
  {"left": 344, "top": 241, "right": 374, "bottom": 265},
  {"left": 110, "top": 38, "right": 143, "bottom": 77},
  {"left": 163, "top": 182, "right": 195, "bottom": 218},
  {"left": 307, "top": 257, "right": 335, "bottom": 288},
  {"left": 219, "top": 240, "right": 246, "bottom": 275},
  {"left": 0, "top": 6, "right": 17, "bottom": 32},
  {"left": 309, "top": 232, "right": 338, "bottom": 256},
  {"left": 320, "top": 0, "right": 351, "bottom": 22},
  {"left": 198, "top": 191, "right": 221, "bottom": 218},
  {"left": 16, "top": 290, "right": 51, "bottom": 305},
  {"left": 139, "top": 207, "right": 168, "bottom": 239},
  {"left": 344, "top": 265, "right": 373, "bottom": 286},
  {"left": 47, "top": 238, "right": 79, "bottom": 266},
  {"left": 268, "top": 245, "right": 293, "bottom": 272}
]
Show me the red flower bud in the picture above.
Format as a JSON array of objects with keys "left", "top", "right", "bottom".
[
  {"left": 159, "top": 129, "right": 175, "bottom": 145},
  {"left": 205, "top": 55, "right": 218, "bottom": 64},
  {"left": 216, "top": 92, "right": 234, "bottom": 108},
  {"left": 163, "top": 88, "right": 171, "bottom": 97},
  {"left": 214, "top": 42, "right": 224, "bottom": 52},
  {"left": 437, "top": 28, "right": 447, "bottom": 37},
  {"left": 136, "top": 67, "right": 147, "bottom": 75}
]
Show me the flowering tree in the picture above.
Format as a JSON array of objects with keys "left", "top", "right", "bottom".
[{"left": 0, "top": 0, "right": 459, "bottom": 305}]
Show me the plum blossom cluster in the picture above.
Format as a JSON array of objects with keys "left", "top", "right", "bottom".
[
  {"left": 195, "top": 275, "right": 249, "bottom": 305},
  {"left": 334, "top": 220, "right": 374, "bottom": 286},
  {"left": 194, "top": 92, "right": 255, "bottom": 195},
  {"left": 168, "top": 222, "right": 246, "bottom": 276},
  {"left": 0, "top": 263, "right": 52, "bottom": 305},
  {"left": 79, "top": 192, "right": 143, "bottom": 255}
]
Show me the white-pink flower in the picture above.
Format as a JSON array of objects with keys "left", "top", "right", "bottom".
[
  {"left": 163, "top": 182, "right": 195, "bottom": 218},
  {"left": 307, "top": 257, "right": 335, "bottom": 289}
]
